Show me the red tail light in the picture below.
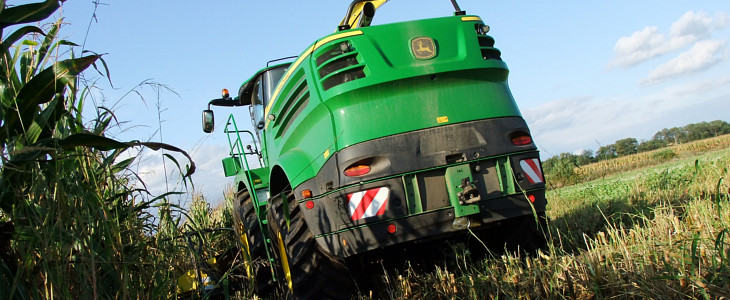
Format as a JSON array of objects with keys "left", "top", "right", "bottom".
[
  {"left": 344, "top": 164, "right": 371, "bottom": 177},
  {"left": 387, "top": 224, "right": 397, "bottom": 234},
  {"left": 511, "top": 135, "right": 532, "bottom": 145}
]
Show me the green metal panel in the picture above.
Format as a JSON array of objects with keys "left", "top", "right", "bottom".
[
  {"left": 222, "top": 157, "right": 241, "bottom": 177},
  {"left": 402, "top": 174, "right": 423, "bottom": 214},
  {"left": 251, "top": 14, "right": 521, "bottom": 193},
  {"left": 317, "top": 16, "right": 519, "bottom": 150},
  {"left": 444, "top": 164, "right": 480, "bottom": 217},
  {"left": 264, "top": 64, "right": 337, "bottom": 189},
  {"left": 495, "top": 157, "right": 516, "bottom": 195}
]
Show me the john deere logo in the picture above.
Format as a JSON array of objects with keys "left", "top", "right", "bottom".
[{"left": 411, "top": 37, "right": 436, "bottom": 59}]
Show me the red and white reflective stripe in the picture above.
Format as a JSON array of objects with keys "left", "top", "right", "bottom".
[
  {"left": 519, "top": 158, "right": 544, "bottom": 184},
  {"left": 346, "top": 187, "right": 389, "bottom": 221}
]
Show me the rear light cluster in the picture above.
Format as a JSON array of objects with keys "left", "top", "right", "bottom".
[
  {"left": 511, "top": 135, "right": 532, "bottom": 145},
  {"left": 511, "top": 132, "right": 533, "bottom": 146},
  {"left": 343, "top": 157, "right": 386, "bottom": 178},
  {"left": 344, "top": 164, "right": 371, "bottom": 177}
]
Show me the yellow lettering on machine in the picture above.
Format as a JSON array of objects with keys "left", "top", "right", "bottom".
[{"left": 437, "top": 116, "right": 449, "bottom": 123}]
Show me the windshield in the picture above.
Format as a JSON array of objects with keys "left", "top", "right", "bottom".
[
  {"left": 263, "top": 66, "right": 287, "bottom": 103},
  {"left": 251, "top": 65, "right": 288, "bottom": 130}
]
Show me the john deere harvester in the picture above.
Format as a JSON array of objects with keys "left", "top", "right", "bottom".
[{"left": 201, "top": 0, "right": 548, "bottom": 298}]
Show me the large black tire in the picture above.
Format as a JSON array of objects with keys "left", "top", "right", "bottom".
[
  {"left": 267, "top": 190, "right": 355, "bottom": 299},
  {"left": 232, "top": 190, "right": 275, "bottom": 294},
  {"left": 471, "top": 212, "right": 549, "bottom": 256},
  {"left": 505, "top": 212, "right": 549, "bottom": 253}
]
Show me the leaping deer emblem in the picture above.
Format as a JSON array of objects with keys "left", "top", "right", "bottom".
[{"left": 411, "top": 37, "right": 436, "bottom": 59}]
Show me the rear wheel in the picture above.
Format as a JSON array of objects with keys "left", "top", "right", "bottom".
[
  {"left": 267, "top": 190, "right": 355, "bottom": 299},
  {"left": 232, "top": 190, "right": 275, "bottom": 294},
  {"left": 504, "top": 212, "right": 549, "bottom": 253},
  {"left": 471, "top": 212, "right": 548, "bottom": 256}
]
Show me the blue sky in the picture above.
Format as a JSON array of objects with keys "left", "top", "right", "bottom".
[{"left": 49, "top": 0, "right": 730, "bottom": 205}]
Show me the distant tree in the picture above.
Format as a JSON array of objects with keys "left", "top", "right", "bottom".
[
  {"left": 651, "top": 120, "right": 730, "bottom": 145},
  {"left": 708, "top": 120, "right": 730, "bottom": 136},
  {"left": 615, "top": 138, "right": 638, "bottom": 156},
  {"left": 576, "top": 149, "right": 595, "bottom": 165},
  {"left": 596, "top": 145, "right": 617, "bottom": 161},
  {"left": 668, "top": 127, "right": 685, "bottom": 144},
  {"left": 653, "top": 128, "right": 670, "bottom": 143},
  {"left": 638, "top": 139, "right": 666, "bottom": 152}
]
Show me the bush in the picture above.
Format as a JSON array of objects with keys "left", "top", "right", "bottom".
[{"left": 650, "top": 148, "right": 677, "bottom": 161}]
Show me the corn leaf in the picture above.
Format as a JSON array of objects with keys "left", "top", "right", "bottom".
[
  {"left": 111, "top": 156, "right": 136, "bottom": 174},
  {"left": 58, "top": 133, "right": 196, "bottom": 178},
  {"left": 1, "top": 55, "right": 99, "bottom": 141},
  {"left": 0, "top": 0, "right": 60, "bottom": 30},
  {"left": 0, "top": 25, "right": 44, "bottom": 63},
  {"left": 35, "top": 18, "right": 61, "bottom": 72}
]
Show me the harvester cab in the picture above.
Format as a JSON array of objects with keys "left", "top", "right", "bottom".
[{"left": 202, "top": 62, "right": 289, "bottom": 134}]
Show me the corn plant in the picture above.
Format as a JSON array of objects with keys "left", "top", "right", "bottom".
[{"left": 0, "top": 1, "right": 196, "bottom": 298}]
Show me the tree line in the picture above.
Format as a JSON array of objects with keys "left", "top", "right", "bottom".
[{"left": 542, "top": 120, "right": 730, "bottom": 174}]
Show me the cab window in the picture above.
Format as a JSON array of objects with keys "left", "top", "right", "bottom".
[{"left": 251, "top": 76, "right": 265, "bottom": 129}]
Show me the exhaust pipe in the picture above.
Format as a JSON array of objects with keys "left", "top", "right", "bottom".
[
  {"left": 358, "top": 2, "right": 376, "bottom": 28},
  {"left": 450, "top": 0, "right": 466, "bottom": 15}
]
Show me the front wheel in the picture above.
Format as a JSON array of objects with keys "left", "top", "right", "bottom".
[
  {"left": 232, "top": 190, "right": 275, "bottom": 294},
  {"left": 267, "top": 190, "right": 355, "bottom": 299}
]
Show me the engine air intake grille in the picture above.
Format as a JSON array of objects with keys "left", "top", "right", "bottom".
[
  {"left": 477, "top": 36, "right": 502, "bottom": 60},
  {"left": 315, "top": 41, "right": 367, "bottom": 91}
]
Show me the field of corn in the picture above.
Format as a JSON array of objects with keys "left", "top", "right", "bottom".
[
  {"left": 2, "top": 2, "right": 729, "bottom": 299},
  {"left": 573, "top": 134, "right": 730, "bottom": 183},
  {"left": 0, "top": 2, "right": 228, "bottom": 299}
]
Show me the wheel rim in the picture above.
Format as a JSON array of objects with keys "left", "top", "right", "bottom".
[
  {"left": 276, "top": 231, "right": 293, "bottom": 291},
  {"left": 237, "top": 222, "right": 254, "bottom": 277}
]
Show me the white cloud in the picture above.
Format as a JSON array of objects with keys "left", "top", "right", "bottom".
[
  {"left": 607, "top": 10, "right": 728, "bottom": 69},
  {"left": 670, "top": 11, "right": 714, "bottom": 38},
  {"left": 608, "top": 26, "right": 671, "bottom": 69},
  {"left": 717, "top": 12, "right": 730, "bottom": 28},
  {"left": 524, "top": 76, "right": 730, "bottom": 157},
  {"left": 641, "top": 39, "right": 728, "bottom": 85}
]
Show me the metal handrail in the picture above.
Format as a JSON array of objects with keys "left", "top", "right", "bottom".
[
  {"left": 223, "top": 115, "right": 260, "bottom": 205},
  {"left": 221, "top": 114, "right": 279, "bottom": 282}
]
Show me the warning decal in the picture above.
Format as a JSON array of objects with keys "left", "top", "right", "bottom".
[
  {"left": 519, "top": 158, "right": 544, "bottom": 184},
  {"left": 347, "top": 187, "right": 389, "bottom": 221}
]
